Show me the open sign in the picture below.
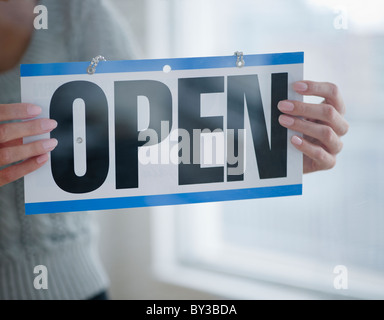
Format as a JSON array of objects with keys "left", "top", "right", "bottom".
[{"left": 21, "top": 52, "right": 304, "bottom": 215}]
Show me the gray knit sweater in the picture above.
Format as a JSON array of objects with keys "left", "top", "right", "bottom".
[{"left": 0, "top": 0, "right": 136, "bottom": 299}]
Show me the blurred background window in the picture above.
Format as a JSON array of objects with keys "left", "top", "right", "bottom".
[{"left": 148, "top": 0, "right": 384, "bottom": 299}]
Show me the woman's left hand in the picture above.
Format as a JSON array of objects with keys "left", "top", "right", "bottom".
[{"left": 278, "top": 80, "right": 349, "bottom": 174}]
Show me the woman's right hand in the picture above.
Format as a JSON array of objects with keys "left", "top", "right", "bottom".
[{"left": 0, "top": 103, "right": 58, "bottom": 186}]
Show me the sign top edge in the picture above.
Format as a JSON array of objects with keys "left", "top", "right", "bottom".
[{"left": 20, "top": 52, "right": 304, "bottom": 77}]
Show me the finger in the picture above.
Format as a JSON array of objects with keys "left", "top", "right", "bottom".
[
  {"left": 0, "top": 138, "right": 23, "bottom": 149},
  {"left": 290, "top": 135, "right": 336, "bottom": 173},
  {"left": 0, "top": 103, "right": 42, "bottom": 121},
  {"left": 278, "top": 100, "right": 349, "bottom": 136},
  {"left": 0, "top": 138, "right": 58, "bottom": 167},
  {"left": 279, "top": 115, "right": 343, "bottom": 155},
  {"left": 293, "top": 81, "right": 346, "bottom": 115},
  {"left": 0, "top": 154, "right": 49, "bottom": 187},
  {"left": 0, "top": 118, "right": 57, "bottom": 144}
]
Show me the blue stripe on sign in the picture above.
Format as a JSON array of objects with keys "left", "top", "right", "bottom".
[
  {"left": 20, "top": 52, "right": 304, "bottom": 77},
  {"left": 24, "top": 184, "right": 302, "bottom": 215}
]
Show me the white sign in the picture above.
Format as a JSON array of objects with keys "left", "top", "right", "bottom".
[{"left": 21, "top": 52, "right": 304, "bottom": 214}]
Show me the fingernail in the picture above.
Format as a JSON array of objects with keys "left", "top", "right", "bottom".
[
  {"left": 291, "top": 135, "right": 303, "bottom": 146},
  {"left": 41, "top": 119, "right": 58, "bottom": 131},
  {"left": 279, "top": 115, "right": 295, "bottom": 126},
  {"left": 27, "top": 105, "right": 42, "bottom": 116},
  {"left": 278, "top": 101, "right": 294, "bottom": 112},
  {"left": 43, "top": 138, "right": 58, "bottom": 151},
  {"left": 36, "top": 154, "right": 49, "bottom": 164},
  {"left": 293, "top": 82, "right": 308, "bottom": 92}
]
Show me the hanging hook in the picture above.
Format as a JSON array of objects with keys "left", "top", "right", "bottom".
[
  {"left": 234, "top": 51, "right": 245, "bottom": 68},
  {"left": 87, "top": 55, "right": 106, "bottom": 75}
]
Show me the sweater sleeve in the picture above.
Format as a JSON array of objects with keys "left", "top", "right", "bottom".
[{"left": 72, "top": 0, "right": 140, "bottom": 62}]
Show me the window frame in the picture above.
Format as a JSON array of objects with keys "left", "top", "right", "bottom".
[{"left": 151, "top": 205, "right": 384, "bottom": 300}]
